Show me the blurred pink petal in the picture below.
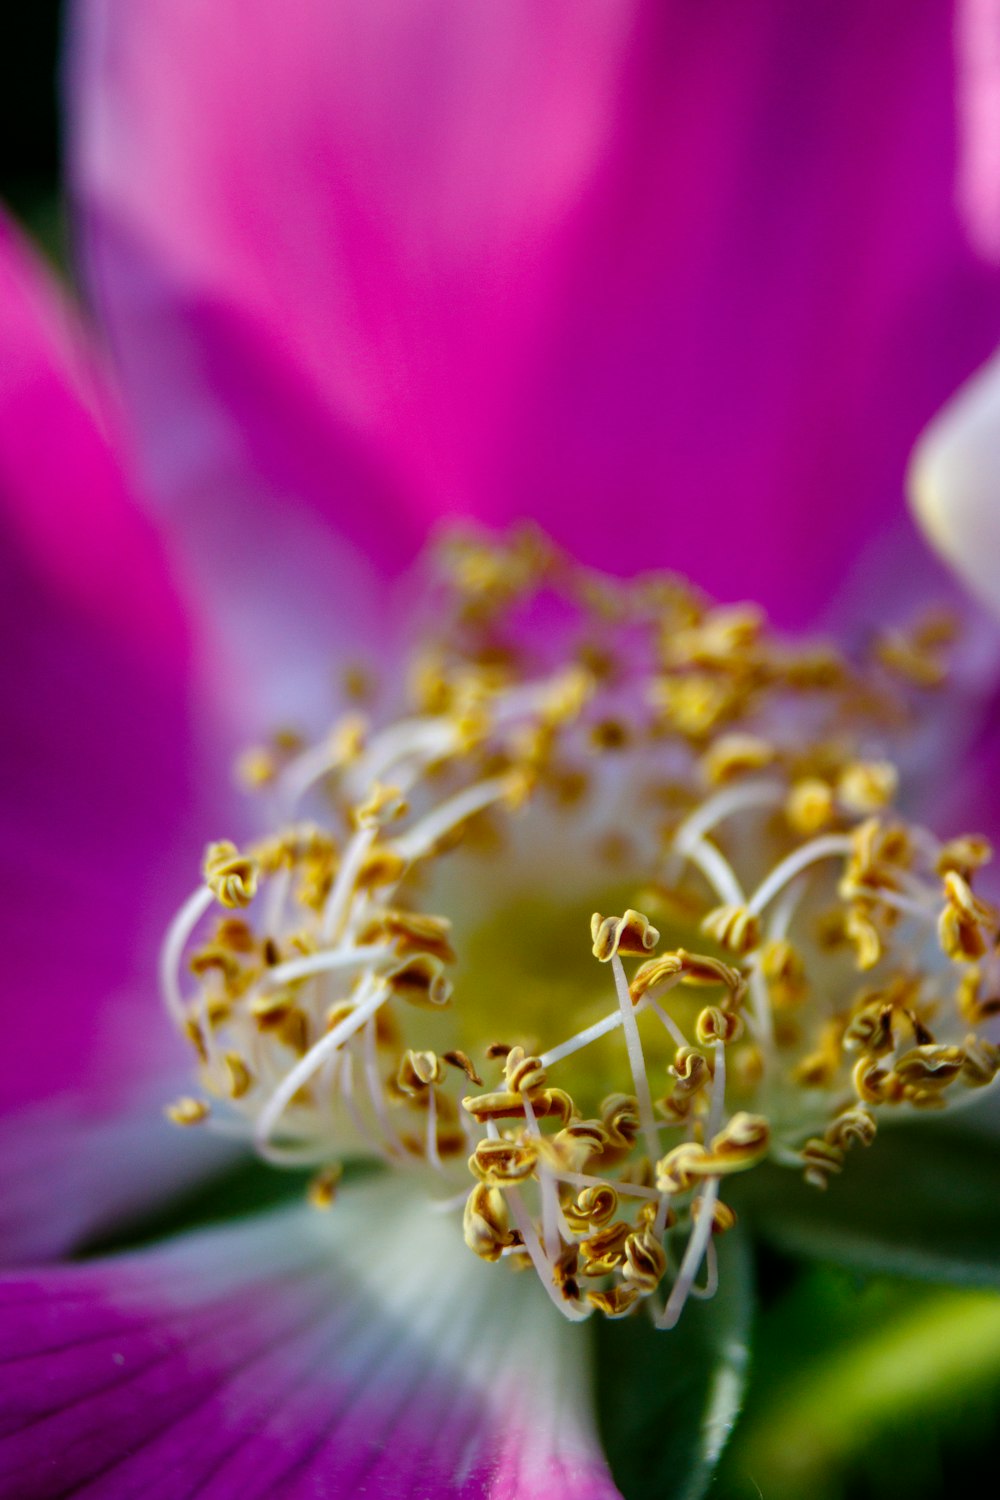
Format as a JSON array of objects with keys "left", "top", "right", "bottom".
[
  {"left": 0, "top": 214, "right": 230, "bottom": 1260},
  {"left": 0, "top": 1183, "right": 620, "bottom": 1498},
  {"left": 71, "top": 0, "right": 1000, "bottom": 627},
  {"left": 0, "top": 213, "right": 184, "bottom": 660},
  {"left": 957, "top": 0, "right": 1000, "bottom": 261}
]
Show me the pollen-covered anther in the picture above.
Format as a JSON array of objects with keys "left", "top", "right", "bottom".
[
  {"left": 579, "top": 1220, "right": 632, "bottom": 1275},
  {"left": 165, "top": 1096, "right": 209, "bottom": 1126},
  {"left": 600, "top": 1093, "right": 641, "bottom": 1150},
  {"left": 801, "top": 1137, "right": 844, "bottom": 1190},
  {"left": 660, "top": 1048, "right": 711, "bottom": 1122},
  {"left": 656, "top": 1141, "right": 711, "bottom": 1194},
  {"left": 873, "top": 621, "right": 951, "bottom": 687},
  {"left": 540, "top": 1121, "right": 609, "bottom": 1172},
  {"left": 792, "top": 1020, "right": 845, "bottom": 1089},
  {"left": 621, "top": 1227, "right": 667, "bottom": 1294},
  {"left": 842, "top": 818, "right": 912, "bottom": 896},
  {"left": 183, "top": 1017, "right": 209, "bottom": 1064},
  {"left": 357, "top": 844, "right": 408, "bottom": 890},
  {"left": 938, "top": 872, "right": 996, "bottom": 961},
  {"left": 442, "top": 1049, "right": 483, "bottom": 1085},
  {"left": 786, "top": 777, "right": 835, "bottom": 835},
  {"left": 500, "top": 767, "right": 536, "bottom": 812},
  {"left": 893, "top": 1044, "right": 966, "bottom": 1090},
  {"left": 961, "top": 1036, "right": 1000, "bottom": 1087},
  {"left": 628, "top": 952, "right": 683, "bottom": 1001},
  {"left": 503, "top": 1045, "right": 548, "bottom": 1096},
  {"left": 539, "top": 665, "right": 595, "bottom": 728},
  {"left": 664, "top": 604, "right": 765, "bottom": 667},
  {"left": 700, "top": 733, "right": 775, "bottom": 786},
  {"left": 700, "top": 903, "right": 761, "bottom": 956},
  {"left": 385, "top": 953, "right": 452, "bottom": 1007},
  {"left": 376, "top": 910, "right": 456, "bottom": 963},
  {"left": 630, "top": 948, "right": 744, "bottom": 1004},
  {"left": 222, "top": 1052, "right": 253, "bottom": 1099},
  {"left": 462, "top": 1087, "right": 573, "bottom": 1124},
  {"left": 824, "top": 1105, "right": 877, "bottom": 1151},
  {"left": 307, "top": 1163, "right": 343, "bottom": 1210},
  {"left": 845, "top": 905, "right": 884, "bottom": 971},
  {"left": 329, "top": 712, "right": 368, "bottom": 767},
  {"left": 706, "top": 1112, "right": 771, "bottom": 1171},
  {"left": 936, "top": 835, "right": 993, "bottom": 879},
  {"left": 852, "top": 1055, "right": 904, "bottom": 1106},
  {"left": 588, "top": 717, "right": 631, "bottom": 752},
  {"left": 590, "top": 908, "right": 660, "bottom": 962},
  {"left": 759, "top": 939, "right": 807, "bottom": 1008},
  {"left": 690, "top": 1196, "right": 738, "bottom": 1234},
  {"left": 837, "top": 759, "right": 898, "bottom": 814},
  {"left": 354, "top": 781, "right": 408, "bottom": 829},
  {"left": 552, "top": 1245, "right": 582, "bottom": 1303},
  {"left": 955, "top": 967, "right": 1000, "bottom": 1026},
  {"left": 470, "top": 1137, "right": 538, "bottom": 1184},
  {"left": 563, "top": 1184, "right": 619, "bottom": 1231},
  {"left": 251, "top": 994, "right": 310, "bottom": 1056},
  {"left": 234, "top": 746, "right": 279, "bottom": 791},
  {"left": 448, "top": 692, "right": 494, "bottom": 757},
  {"left": 463, "top": 1184, "right": 519, "bottom": 1262},
  {"left": 649, "top": 672, "right": 737, "bottom": 737},
  {"left": 203, "top": 840, "right": 259, "bottom": 909},
  {"left": 843, "top": 998, "right": 895, "bottom": 1055},
  {"left": 695, "top": 1006, "right": 744, "bottom": 1045},
  {"left": 188, "top": 943, "right": 243, "bottom": 988},
  {"left": 396, "top": 1049, "right": 443, "bottom": 1096},
  {"left": 586, "top": 1285, "right": 641, "bottom": 1319}
]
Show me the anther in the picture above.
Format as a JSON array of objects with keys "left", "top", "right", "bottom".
[
  {"left": 700, "top": 904, "right": 761, "bottom": 955},
  {"left": 837, "top": 760, "right": 898, "bottom": 814},
  {"left": 165, "top": 1097, "right": 209, "bottom": 1126},
  {"left": 463, "top": 1184, "right": 518, "bottom": 1261},
  {"left": 695, "top": 1007, "right": 743, "bottom": 1045},
  {"left": 590, "top": 909, "right": 660, "bottom": 962},
  {"left": 307, "top": 1163, "right": 343, "bottom": 1209},
  {"left": 203, "top": 841, "right": 259, "bottom": 909}
]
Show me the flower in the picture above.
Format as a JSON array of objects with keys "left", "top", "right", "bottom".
[
  {"left": 4, "top": 3, "right": 1000, "bottom": 1498},
  {"left": 162, "top": 526, "right": 1000, "bottom": 1335}
]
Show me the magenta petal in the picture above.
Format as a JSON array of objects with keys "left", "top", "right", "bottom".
[
  {"left": 0, "top": 213, "right": 185, "bottom": 662},
  {"left": 72, "top": 0, "right": 1000, "bottom": 623},
  {"left": 0, "top": 215, "right": 232, "bottom": 1259},
  {"left": 0, "top": 1182, "right": 620, "bottom": 1499},
  {"left": 0, "top": 211, "right": 190, "bottom": 1112}
]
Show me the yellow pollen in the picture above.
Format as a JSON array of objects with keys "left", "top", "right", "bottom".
[{"left": 160, "top": 525, "right": 999, "bottom": 1330}]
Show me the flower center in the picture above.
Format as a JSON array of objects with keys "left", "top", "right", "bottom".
[{"left": 162, "top": 527, "right": 1000, "bottom": 1327}]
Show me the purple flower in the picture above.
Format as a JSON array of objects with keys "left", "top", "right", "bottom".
[{"left": 3, "top": 3, "right": 1000, "bottom": 1496}]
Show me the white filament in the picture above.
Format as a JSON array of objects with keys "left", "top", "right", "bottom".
[{"left": 747, "top": 833, "right": 853, "bottom": 916}]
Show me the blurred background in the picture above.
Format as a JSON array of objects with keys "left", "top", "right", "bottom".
[
  {"left": 1, "top": 5, "right": 67, "bottom": 265},
  {"left": 4, "top": 8, "right": 1000, "bottom": 1499}
]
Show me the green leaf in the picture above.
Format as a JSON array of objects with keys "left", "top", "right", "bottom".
[
  {"left": 75, "top": 1156, "right": 381, "bottom": 1259},
  {"left": 732, "top": 1124, "right": 1000, "bottom": 1286},
  {"left": 594, "top": 1225, "right": 754, "bottom": 1500},
  {"left": 721, "top": 1269, "right": 1000, "bottom": 1500}
]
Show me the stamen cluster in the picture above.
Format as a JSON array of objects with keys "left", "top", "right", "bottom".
[{"left": 163, "top": 527, "right": 1000, "bottom": 1325}]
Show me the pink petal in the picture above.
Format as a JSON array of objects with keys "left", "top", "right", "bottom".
[
  {"left": 71, "top": 0, "right": 1000, "bottom": 624},
  {"left": 0, "top": 215, "right": 232, "bottom": 1259},
  {"left": 957, "top": 0, "right": 1000, "bottom": 261},
  {"left": 0, "top": 214, "right": 185, "bottom": 663},
  {"left": 0, "top": 1181, "right": 620, "bottom": 1498}
]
